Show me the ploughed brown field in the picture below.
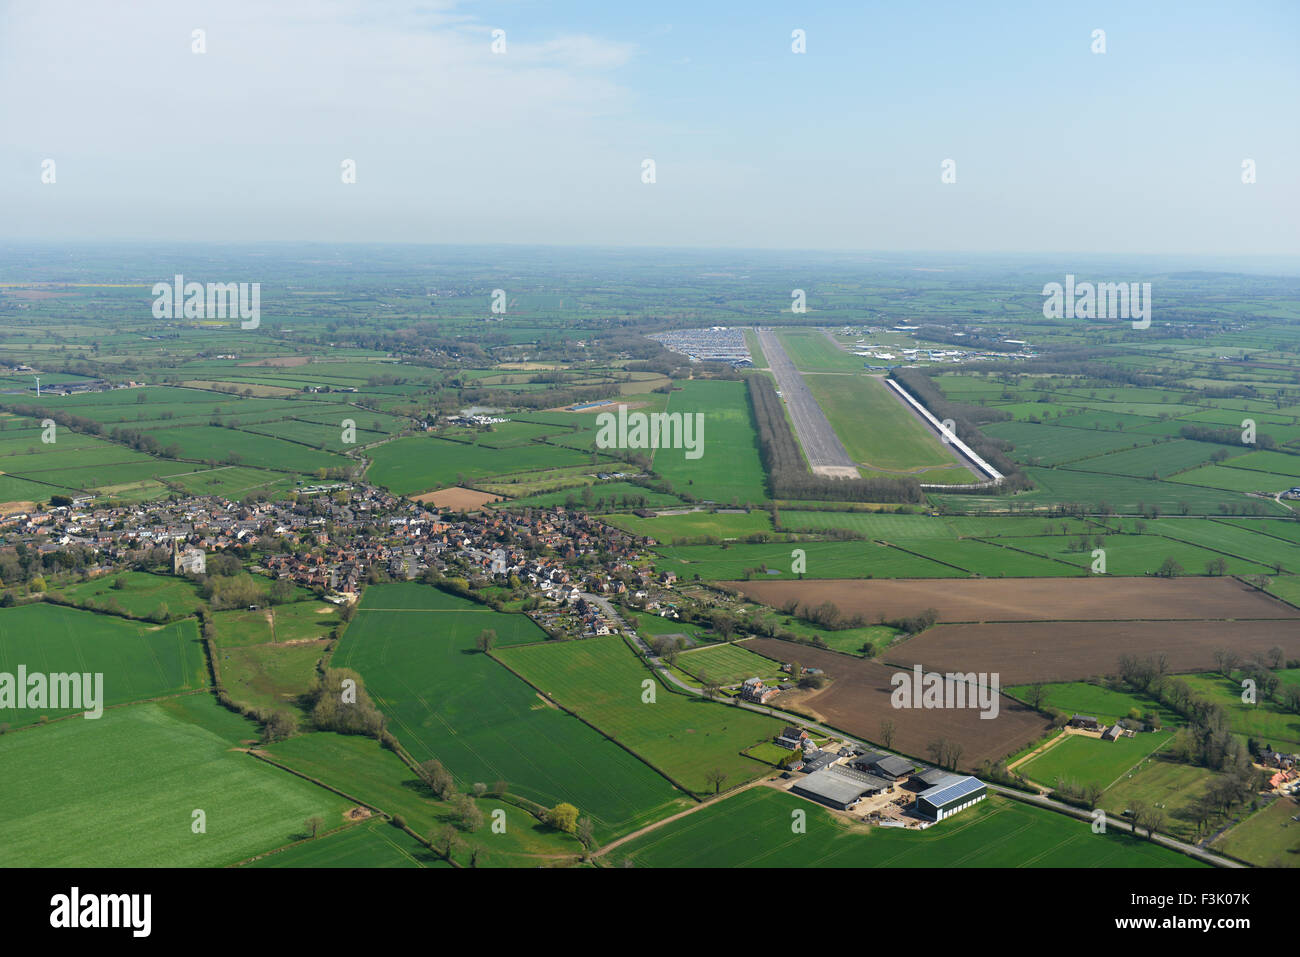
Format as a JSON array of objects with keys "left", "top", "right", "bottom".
[
  {"left": 721, "top": 577, "right": 1300, "bottom": 623},
  {"left": 411, "top": 486, "right": 503, "bottom": 508},
  {"left": 892, "top": 620, "right": 1300, "bottom": 686},
  {"left": 743, "top": 638, "right": 1053, "bottom": 770}
]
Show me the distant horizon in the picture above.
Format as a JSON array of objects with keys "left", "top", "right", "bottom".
[{"left": 2, "top": 1, "right": 1296, "bottom": 256}]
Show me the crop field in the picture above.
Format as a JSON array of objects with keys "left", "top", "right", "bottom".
[
  {"left": 0, "top": 604, "right": 205, "bottom": 725},
  {"left": 892, "top": 538, "right": 1080, "bottom": 576},
  {"left": 743, "top": 638, "right": 1051, "bottom": 767},
  {"left": 0, "top": 696, "right": 351, "bottom": 867},
  {"left": 1020, "top": 732, "right": 1172, "bottom": 790},
  {"left": 1060, "top": 439, "right": 1240, "bottom": 479},
  {"left": 900, "top": 620, "right": 1300, "bottom": 686},
  {"left": 366, "top": 435, "right": 592, "bottom": 496},
  {"left": 332, "top": 583, "right": 687, "bottom": 839},
  {"left": 675, "top": 641, "right": 786, "bottom": 685},
  {"left": 263, "top": 732, "right": 582, "bottom": 866},
  {"left": 722, "top": 576, "right": 1295, "bottom": 623},
  {"left": 609, "top": 787, "right": 1201, "bottom": 868},
  {"left": 652, "top": 380, "right": 768, "bottom": 506},
  {"left": 656, "top": 540, "right": 963, "bottom": 581},
  {"left": 494, "top": 636, "right": 783, "bottom": 795},
  {"left": 246, "top": 819, "right": 437, "bottom": 868}
]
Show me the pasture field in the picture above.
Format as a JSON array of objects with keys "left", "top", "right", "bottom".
[
  {"left": 1211, "top": 795, "right": 1300, "bottom": 868},
  {"left": 168, "top": 465, "right": 293, "bottom": 497},
  {"left": 333, "top": 583, "right": 687, "bottom": 840},
  {"left": 652, "top": 380, "right": 767, "bottom": 506},
  {"left": 608, "top": 787, "right": 1201, "bottom": 868},
  {"left": 0, "top": 604, "right": 205, "bottom": 726},
  {"left": 655, "top": 540, "right": 963, "bottom": 581},
  {"left": 805, "top": 373, "right": 971, "bottom": 475},
  {"left": 494, "top": 636, "right": 784, "bottom": 795},
  {"left": 982, "top": 420, "right": 1158, "bottom": 466},
  {"left": 626, "top": 610, "right": 711, "bottom": 642},
  {"left": 1178, "top": 673, "right": 1300, "bottom": 748},
  {"left": 264, "top": 732, "right": 583, "bottom": 866},
  {"left": 47, "top": 570, "right": 205, "bottom": 619},
  {"left": 245, "top": 819, "right": 440, "bottom": 868},
  {"left": 599, "top": 509, "right": 773, "bottom": 542},
  {"left": 1169, "top": 464, "right": 1300, "bottom": 493},
  {"left": 1061, "top": 439, "right": 1240, "bottom": 479},
  {"left": 1144, "top": 518, "right": 1298, "bottom": 573},
  {"left": 1020, "top": 732, "right": 1173, "bottom": 790},
  {"left": 676, "top": 641, "right": 786, "bottom": 685},
  {"left": 0, "top": 697, "right": 351, "bottom": 867},
  {"left": 1100, "top": 758, "right": 1221, "bottom": 843},
  {"left": 1004, "top": 681, "right": 1177, "bottom": 728},
  {"left": 367, "top": 436, "right": 591, "bottom": 496},
  {"left": 219, "top": 640, "right": 326, "bottom": 718}
]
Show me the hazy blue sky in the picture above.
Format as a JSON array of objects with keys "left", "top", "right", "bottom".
[{"left": 1, "top": 0, "right": 1296, "bottom": 255}]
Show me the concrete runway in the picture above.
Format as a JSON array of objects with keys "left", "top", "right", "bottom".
[{"left": 755, "top": 327, "right": 859, "bottom": 477}]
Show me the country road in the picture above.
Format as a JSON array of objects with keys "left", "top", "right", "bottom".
[{"left": 586, "top": 593, "right": 1243, "bottom": 868}]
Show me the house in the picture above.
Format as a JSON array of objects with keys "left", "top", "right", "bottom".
[
  {"left": 739, "top": 677, "right": 779, "bottom": 704},
  {"left": 775, "top": 726, "right": 809, "bottom": 750}
]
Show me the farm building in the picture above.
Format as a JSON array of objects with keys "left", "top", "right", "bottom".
[
  {"left": 915, "top": 776, "right": 986, "bottom": 822},
  {"left": 792, "top": 765, "right": 893, "bottom": 811},
  {"left": 1070, "top": 714, "right": 1100, "bottom": 730},
  {"left": 910, "top": 768, "right": 957, "bottom": 790},
  {"left": 1101, "top": 724, "right": 1124, "bottom": 742},
  {"left": 850, "top": 752, "right": 916, "bottom": 780},
  {"left": 801, "top": 750, "right": 840, "bottom": 774}
]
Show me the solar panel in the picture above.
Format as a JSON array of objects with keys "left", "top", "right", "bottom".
[{"left": 919, "top": 776, "right": 984, "bottom": 807}]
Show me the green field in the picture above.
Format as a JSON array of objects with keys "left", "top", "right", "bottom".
[
  {"left": 676, "top": 641, "right": 786, "bottom": 685},
  {"left": 367, "top": 435, "right": 592, "bottom": 495},
  {"left": 600, "top": 509, "right": 773, "bottom": 541},
  {"left": 494, "top": 636, "right": 783, "bottom": 795},
  {"left": 651, "top": 380, "right": 768, "bottom": 506},
  {"left": 655, "top": 539, "right": 963, "bottom": 581},
  {"left": 0, "top": 695, "right": 350, "bottom": 867},
  {"left": 1020, "top": 732, "right": 1172, "bottom": 790},
  {"left": 332, "top": 583, "right": 687, "bottom": 839},
  {"left": 1210, "top": 795, "right": 1300, "bottom": 868},
  {"left": 0, "top": 603, "right": 205, "bottom": 726},
  {"left": 1179, "top": 672, "right": 1300, "bottom": 748},
  {"left": 1100, "top": 757, "right": 1221, "bottom": 843},
  {"left": 1005, "top": 681, "right": 1177, "bottom": 728},
  {"left": 804, "top": 373, "right": 970, "bottom": 475},
  {"left": 264, "top": 731, "right": 583, "bottom": 866},
  {"left": 47, "top": 571, "right": 205, "bottom": 619},
  {"left": 245, "top": 819, "right": 440, "bottom": 868},
  {"left": 608, "top": 787, "right": 1203, "bottom": 868}
]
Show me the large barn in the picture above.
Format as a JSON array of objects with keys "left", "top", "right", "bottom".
[{"left": 915, "top": 776, "right": 986, "bottom": 822}]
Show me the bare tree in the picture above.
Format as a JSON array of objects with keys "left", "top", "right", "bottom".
[
  {"left": 879, "top": 719, "right": 895, "bottom": 749},
  {"left": 305, "top": 815, "right": 325, "bottom": 839},
  {"left": 704, "top": 768, "right": 728, "bottom": 795}
]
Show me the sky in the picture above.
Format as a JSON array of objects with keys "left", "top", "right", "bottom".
[{"left": 0, "top": 0, "right": 1296, "bottom": 256}]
